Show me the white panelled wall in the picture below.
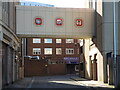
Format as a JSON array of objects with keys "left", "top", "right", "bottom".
[{"left": 16, "top": 6, "right": 95, "bottom": 39}]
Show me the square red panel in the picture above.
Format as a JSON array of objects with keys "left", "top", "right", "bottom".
[
  {"left": 35, "top": 18, "right": 42, "bottom": 25},
  {"left": 56, "top": 18, "right": 63, "bottom": 26},
  {"left": 76, "top": 19, "right": 83, "bottom": 26}
]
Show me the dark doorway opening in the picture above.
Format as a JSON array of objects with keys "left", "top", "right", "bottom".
[{"left": 66, "top": 64, "right": 79, "bottom": 75}]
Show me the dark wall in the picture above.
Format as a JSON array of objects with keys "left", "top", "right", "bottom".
[
  {"left": 48, "top": 64, "right": 66, "bottom": 75},
  {"left": 24, "top": 58, "right": 48, "bottom": 77},
  {"left": 24, "top": 58, "right": 66, "bottom": 77}
]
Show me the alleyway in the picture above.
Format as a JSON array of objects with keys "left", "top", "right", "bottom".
[{"left": 3, "top": 75, "right": 114, "bottom": 90}]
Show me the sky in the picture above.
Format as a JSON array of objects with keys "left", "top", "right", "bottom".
[{"left": 20, "top": 0, "right": 85, "bottom": 8}]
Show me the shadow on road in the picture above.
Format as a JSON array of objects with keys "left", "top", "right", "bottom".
[{"left": 2, "top": 75, "right": 114, "bottom": 90}]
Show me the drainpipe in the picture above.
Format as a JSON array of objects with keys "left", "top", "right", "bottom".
[{"left": 113, "top": 0, "right": 117, "bottom": 87}]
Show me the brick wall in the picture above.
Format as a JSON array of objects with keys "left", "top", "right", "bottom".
[
  {"left": 48, "top": 64, "right": 66, "bottom": 75},
  {"left": 24, "top": 58, "right": 48, "bottom": 77},
  {"left": 26, "top": 38, "right": 80, "bottom": 58},
  {"left": 25, "top": 38, "right": 82, "bottom": 77},
  {"left": 24, "top": 58, "right": 66, "bottom": 77}
]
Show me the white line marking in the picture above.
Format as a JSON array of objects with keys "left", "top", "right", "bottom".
[{"left": 26, "top": 78, "right": 34, "bottom": 89}]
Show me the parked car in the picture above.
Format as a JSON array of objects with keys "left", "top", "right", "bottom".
[
  {"left": 24, "top": 56, "right": 40, "bottom": 60},
  {"left": 30, "top": 56, "right": 40, "bottom": 60}
]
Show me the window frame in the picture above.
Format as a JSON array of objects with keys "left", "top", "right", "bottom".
[
  {"left": 33, "top": 48, "right": 41, "bottom": 55},
  {"left": 56, "top": 39, "right": 62, "bottom": 43},
  {"left": 66, "top": 39, "right": 74, "bottom": 43},
  {"left": 44, "top": 39, "right": 52, "bottom": 43},
  {"left": 66, "top": 48, "right": 74, "bottom": 55},
  {"left": 33, "top": 38, "right": 41, "bottom": 43},
  {"left": 44, "top": 48, "right": 52, "bottom": 55},
  {"left": 56, "top": 48, "right": 62, "bottom": 55}
]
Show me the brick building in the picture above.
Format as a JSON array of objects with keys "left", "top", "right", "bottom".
[{"left": 25, "top": 38, "right": 84, "bottom": 77}]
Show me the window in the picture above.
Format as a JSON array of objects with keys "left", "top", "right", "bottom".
[
  {"left": 44, "top": 39, "right": 52, "bottom": 43},
  {"left": 66, "top": 39, "right": 74, "bottom": 43},
  {"left": 44, "top": 48, "right": 52, "bottom": 55},
  {"left": 66, "top": 48, "right": 74, "bottom": 55},
  {"left": 33, "top": 38, "right": 41, "bottom": 43},
  {"left": 78, "top": 39, "right": 83, "bottom": 46},
  {"left": 33, "top": 48, "right": 41, "bottom": 55},
  {"left": 56, "top": 39, "right": 62, "bottom": 43},
  {"left": 56, "top": 48, "right": 62, "bottom": 55}
]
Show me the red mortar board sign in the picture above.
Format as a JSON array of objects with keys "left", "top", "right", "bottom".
[
  {"left": 76, "top": 19, "right": 83, "bottom": 26},
  {"left": 35, "top": 18, "right": 42, "bottom": 25},
  {"left": 56, "top": 18, "right": 63, "bottom": 26}
]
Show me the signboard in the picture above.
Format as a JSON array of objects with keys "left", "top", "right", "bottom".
[
  {"left": 64, "top": 57, "right": 79, "bottom": 64},
  {"left": 56, "top": 18, "right": 63, "bottom": 26},
  {"left": 35, "top": 18, "right": 42, "bottom": 25},
  {"left": 76, "top": 19, "right": 83, "bottom": 26}
]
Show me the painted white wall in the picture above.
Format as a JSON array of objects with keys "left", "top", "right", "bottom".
[{"left": 16, "top": 6, "right": 95, "bottom": 38}]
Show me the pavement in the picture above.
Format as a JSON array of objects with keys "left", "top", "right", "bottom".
[
  {"left": 2, "top": 75, "right": 115, "bottom": 90},
  {"left": 70, "top": 75, "right": 114, "bottom": 89}
]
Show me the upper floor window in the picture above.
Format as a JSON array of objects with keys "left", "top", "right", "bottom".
[
  {"left": 66, "top": 48, "right": 74, "bottom": 55},
  {"left": 33, "top": 38, "right": 41, "bottom": 43},
  {"left": 44, "top": 48, "right": 52, "bottom": 55},
  {"left": 33, "top": 48, "right": 41, "bottom": 55},
  {"left": 78, "top": 39, "right": 83, "bottom": 46},
  {"left": 56, "top": 39, "right": 62, "bottom": 43},
  {"left": 44, "top": 39, "right": 52, "bottom": 43},
  {"left": 66, "top": 39, "right": 74, "bottom": 43},
  {"left": 56, "top": 48, "right": 62, "bottom": 55}
]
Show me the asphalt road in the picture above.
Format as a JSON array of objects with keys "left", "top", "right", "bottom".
[{"left": 3, "top": 75, "right": 114, "bottom": 90}]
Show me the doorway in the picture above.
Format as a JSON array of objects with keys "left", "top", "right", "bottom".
[
  {"left": 66, "top": 64, "right": 79, "bottom": 75},
  {"left": 90, "top": 54, "right": 98, "bottom": 81}
]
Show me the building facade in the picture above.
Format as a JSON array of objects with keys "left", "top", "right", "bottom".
[
  {"left": 80, "top": 0, "right": 120, "bottom": 86},
  {"left": 25, "top": 38, "right": 85, "bottom": 77},
  {"left": 0, "top": 1, "right": 23, "bottom": 89},
  {"left": 1, "top": 0, "right": 120, "bottom": 89}
]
